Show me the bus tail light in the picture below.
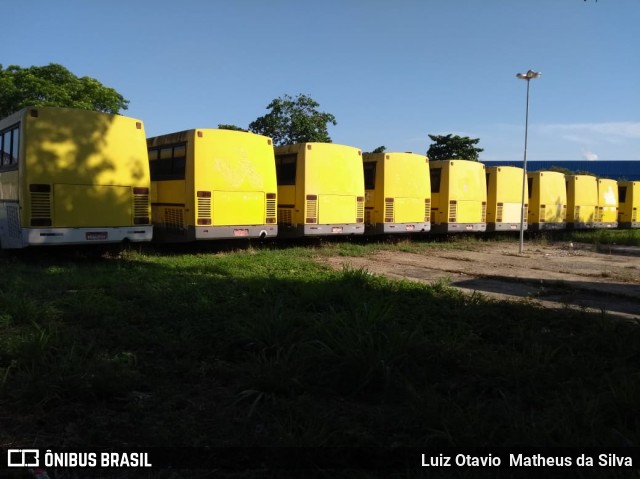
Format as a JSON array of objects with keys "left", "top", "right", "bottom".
[{"left": 481, "top": 201, "right": 487, "bottom": 223}]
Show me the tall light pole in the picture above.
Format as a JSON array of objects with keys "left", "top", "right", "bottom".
[{"left": 516, "top": 69, "right": 541, "bottom": 254}]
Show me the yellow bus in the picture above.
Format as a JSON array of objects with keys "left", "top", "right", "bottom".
[
  {"left": 0, "top": 107, "right": 152, "bottom": 249},
  {"left": 595, "top": 178, "right": 618, "bottom": 228},
  {"left": 485, "top": 166, "right": 527, "bottom": 232},
  {"left": 429, "top": 160, "right": 486, "bottom": 233},
  {"left": 527, "top": 171, "right": 567, "bottom": 230},
  {"left": 618, "top": 181, "right": 639, "bottom": 228},
  {"left": 362, "top": 152, "right": 430, "bottom": 234},
  {"left": 274, "top": 143, "right": 365, "bottom": 236},
  {"left": 147, "top": 129, "right": 277, "bottom": 241},
  {"left": 565, "top": 174, "right": 598, "bottom": 229}
]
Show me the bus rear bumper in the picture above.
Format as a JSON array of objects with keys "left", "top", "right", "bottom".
[
  {"left": 301, "top": 224, "right": 365, "bottom": 236},
  {"left": 485, "top": 222, "right": 525, "bottom": 232},
  {"left": 366, "top": 222, "right": 431, "bottom": 234},
  {"left": 25, "top": 226, "right": 153, "bottom": 246},
  {"left": 594, "top": 222, "right": 618, "bottom": 229},
  {"left": 431, "top": 223, "right": 486, "bottom": 234},
  {"left": 619, "top": 222, "right": 640, "bottom": 229},
  {"left": 193, "top": 225, "right": 278, "bottom": 240},
  {"left": 567, "top": 222, "right": 596, "bottom": 229},
  {"left": 527, "top": 223, "right": 566, "bottom": 231}
]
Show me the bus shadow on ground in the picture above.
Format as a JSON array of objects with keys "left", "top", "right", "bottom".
[{"left": 454, "top": 275, "right": 640, "bottom": 319}]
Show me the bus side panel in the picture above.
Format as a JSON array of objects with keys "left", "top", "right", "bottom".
[
  {"left": 598, "top": 179, "right": 618, "bottom": 227},
  {"left": 394, "top": 196, "right": 425, "bottom": 223},
  {"left": 540, "top": 175, "right": 567, "bottom": 226},
  {"left": 53, "top": 184, "right": 132, "bottom": 227},
  {"left": 318, "top": 195, "right": 357, "bottom": 224},
  {"left": 212, "top": 191, "right": 265, "bottom": 225},
  {"left": 501, "top": 202, "right": 525, "bottom": 225},
  {"left": 456, "top": 200, "right": 484, "bottom": 224},
  {"left": 618, "top": 182, "right": 639, "bottom": 228}
]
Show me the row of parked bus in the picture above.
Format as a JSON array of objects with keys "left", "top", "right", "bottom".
[{"left": 0, "top": 107, "right": 637, "bottom": 249}]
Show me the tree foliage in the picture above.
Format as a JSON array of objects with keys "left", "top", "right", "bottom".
[
  {"left": 248, "top": 94, "right": 337, "bottom": 146},
  {"left": 218, "top": 124, "right": 247, "bottom": 132},
  {"left": 366, "top": 146, "right": 386, "bottom": 154},
  {"left": 0, "top": 63, "right": 129, "bottom": 118},
  {"left": 426, "top": 134, "right": 483, "bottom": 162}
]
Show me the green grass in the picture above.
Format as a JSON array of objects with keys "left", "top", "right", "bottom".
[
  {"left": 1, "top": 243, "right": 639, "bottom": 476},
  {"left": 565, "top": 228, "right": 640, "bottom": 247}
]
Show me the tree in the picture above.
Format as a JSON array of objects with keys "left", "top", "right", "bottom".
[
  {"left": 426, "top": 134, "right": 483, "bottom": 162},
  {"left": 248, "top": 94, "right": 337, "bottom": 146},
  {"left": 365, "top": 146, "right": 386, "bottom": 154},
  {"left": 218, "top": 124, "right": 247, "bottom": 132},
  {"left": 0, "top": 63, "right": 128, "bottom": 117}
]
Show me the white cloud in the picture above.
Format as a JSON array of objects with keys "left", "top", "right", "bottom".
[
  {"left": 538, "top": 122, "right": 640, "bottom": 144},
  {"left": 582, "top": 149, "right": 598, "bottom": 161}
]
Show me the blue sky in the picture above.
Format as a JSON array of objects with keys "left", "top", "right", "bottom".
[{"left": 3, "top": 0, "right": 639, "bottom": 162}]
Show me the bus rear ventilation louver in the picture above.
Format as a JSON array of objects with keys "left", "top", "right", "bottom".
[
  {"left": 448, "top": 200, "right": 457, "bottom": 223},
  {"left": 305, "top": 194, "right": 318, "bottom": 224},
  {"left": 384, "top": 197, "right": 394, "bottom": 223},
  {"left": 356, "top": 196, "right": 364, "bottom": 223},
  {"left": 424, "top": 198, "right": 431, "bottom": 223},
  {"left": 265, "top": 193, "right": 276, "bottom": 224},
  {"left": 133, "top": 187, "right": 150, "bottom": 225},
  {"left": 197, "top": 190, "right": 212, "bottom": 225},
  {"left": 29, "top": 184, "right": 52, "bottom": 227}
]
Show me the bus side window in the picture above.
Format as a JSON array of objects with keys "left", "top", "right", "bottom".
[
  {"left": 363, "top": 162, "right": 376, "bottom": 190},
  {"left": 619, "top": 186, "right": 627, "bottom": 203},
  {"left": 430, "top": 168, "right": 442, "bottom": 193},
  {"left": 2, "top": 129, "right": 11, "bottom": 166},
  {"left": 275, "top": 154, "right": 296, "bottom": 185},
  {"left": 149, "top": 144, "right": 186, "bottom": 180},
  {"left": 11, "top": 126, "right": 19, "bottom": 164}
]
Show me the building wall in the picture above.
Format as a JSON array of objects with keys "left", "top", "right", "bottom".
[{"left": 484, "top": 161, "right": 640, "bottom": 181}]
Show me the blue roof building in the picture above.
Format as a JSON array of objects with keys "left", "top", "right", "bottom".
[{"left": 483, "top": 161, "right": 640, "bottom": 181}]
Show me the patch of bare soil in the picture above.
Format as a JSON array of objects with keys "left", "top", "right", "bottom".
[{"left": 320, "top": 242, "right": 640, "bottom": 320}]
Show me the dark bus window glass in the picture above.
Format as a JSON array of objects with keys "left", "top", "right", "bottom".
[
  {"left": 430, "top": 168, "right": 442, "bottom": 194},
  {"left": 619, "top": 186, "right": 627, "bottom": 203},
  {"left": 11, "top": 127, "right": 19, "bottom": 164},
  {"left": 276, "top": 154, "right": 297, "bottom": 185},
  {"left": 363, "top": 162, "right": 377, "bottom": 190}
]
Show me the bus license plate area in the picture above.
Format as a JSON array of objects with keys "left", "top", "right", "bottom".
[
  {"left": 234, "top": 229, "right": 249, "bottom": 237},
  {"left": 332, "top": 227, "right": 343, "bottom": 233},
  {"left": 86, "top": 232, "right": 108, "bottom": 241},
  {"left": 465, "top": 225, "right": 473, "bottom": 231},
  {"left": 405, "top": 225, "right": 415, "bottom": 231}
]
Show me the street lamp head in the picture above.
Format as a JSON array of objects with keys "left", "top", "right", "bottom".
[{"left": 516, "top": 70, "right": 542, "bottom": 80}]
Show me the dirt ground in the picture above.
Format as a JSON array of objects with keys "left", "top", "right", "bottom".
[{"left": 321, "top": 241, "right": 640, "bottom": 320}]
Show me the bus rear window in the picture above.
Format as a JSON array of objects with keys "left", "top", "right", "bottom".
[
  {"left": 364, "top": 162, "right": 376, "bottom": 190},
  {"left": 275, "top": 154, "right": 297, "bottom": 185},
  {"left": 430, "top": 168, "right": 442, "bottom": 193},
  {"left": 149, "top": 143, "right": 186, "bottom": 180}
]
